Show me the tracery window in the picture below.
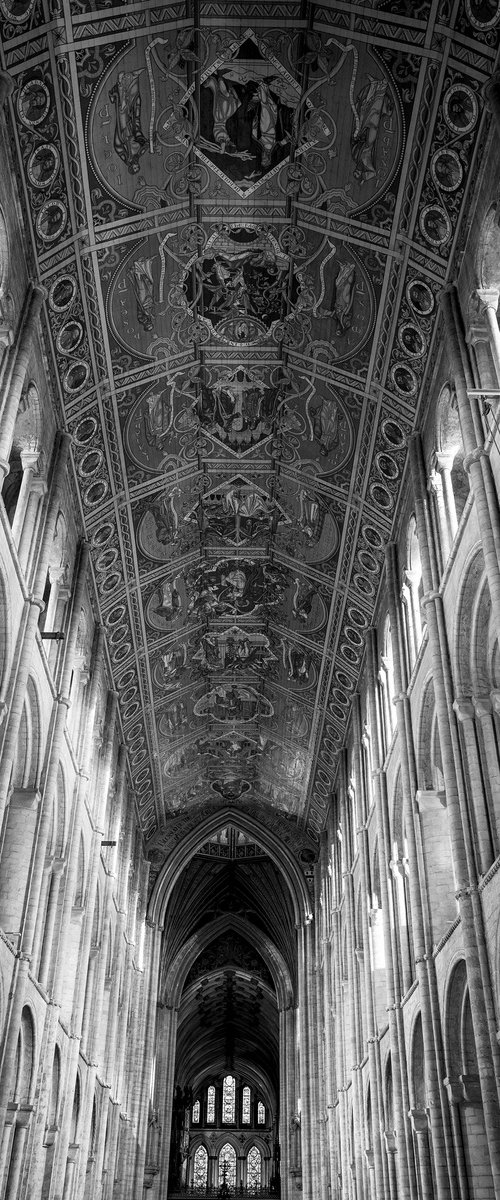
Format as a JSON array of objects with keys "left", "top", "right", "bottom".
[
  {"left": 193, "top": 1145, "right": 208, "bottom": 1188},
  {"left": 207, "top": 1085, "right": 215, "bottom": 1124},
  {"left": 242, "top": 1085, "right": 251, "bottom": 1124},
  {"left": 257, "top": 1101, "right": 265, "bottom": 1125},
  {"left": 247, "top": 1146, "right": 262, "bottom": 1188},
  {"left": 222, "top": 1074, "right": 235, "bottom": 1123},
  {"left": 218, "top": 1144, "right": 236, "bottom": 1188},
  {"left": 192, "top": 1100, "right": 200, "bottom": 1124}
]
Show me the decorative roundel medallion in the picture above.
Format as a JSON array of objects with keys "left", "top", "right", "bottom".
[
  {"left": 443, "top": 84, "right": 478, "bottom": 135},
  {"left": 465, "top": 0, "right": 500, "bottom": 27},
  {"left": 398, "top": 323, "right": 426, "bottom": 357},
  {"left": 17, "top": 78, "right": 50, "bottom": 127},
  {"left": 0, "top": 0, "right": 36, "bottom": 20},
  {"left": 27, "top": 143, "right": 59, "bottom": 189},
  {"left": 354, "top": 572, "right": 375, "bottom": 597},
  {"left": 391, "top": 363, "right": 418, "bottom": 397},
  {"left": 36, "top": 200, "right": 67, "bottom": 243},
  {"left": 376, "top": 452, "right": 399, "bottom": 481},
  {"left": 49, "top": 275, "right": 77, "bottom": 313},
  {"left": 370, "top": 481, "right": 392, "bottom": 510},
  {"left": 419, "top": 204, "right": 452, "bottom": 248},
  {"left": 430, "top": 148, "right": 463, "bottom": 193},
  {"left": 358, "top": 548, "right": 379, "bottom": 573},
  {"left": 406, "top": 278, "right": 434, "bottom": 316},
  {"left": 64, "top": 360, "right": 90, "bottom": 394},
  {"left": 381, "top": 417, "right": 406, "bottom": 448},
  {"left": 74, "top": 414, "right": 98, "bottom": 445},
  {"left": 57, "top": 321, "right": 83, "bottom": 356}
]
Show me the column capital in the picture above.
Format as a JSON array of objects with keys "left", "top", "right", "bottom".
[
  {"left": 453, "top": 696, "right": 475, "bottom": 722},
  {"left": 428, "top": 467, "right": 441, "bottom": 496},
  {"left": 473, "top": 694, "right": 492, "bottom": 719},
  {"left": 443, "top": 1075, "right": 462, "bottom": 1105},
  {"left": 408, "top": 1108, "right": 429, "bottom": 1134},
  {"left": 482, "top": 71, "right": 500, "bottom": 114},
  {"left": 434, "top": 451, "right": 455, "bottom": 473},
  {"left": 0, "top": 71, "right": 14, "bottom": 107},
  {"left": 476, "top": 288, "right": 500, "bottom": 314}
]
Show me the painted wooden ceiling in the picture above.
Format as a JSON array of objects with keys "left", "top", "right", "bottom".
[{"left": 3, "top": 0, "right": 498, "bottom": 856}]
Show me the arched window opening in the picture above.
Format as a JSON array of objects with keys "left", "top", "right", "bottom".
[
  {"left": 430, "top": 384, "right": 468, "bottom": 567},
  {"left": 218, "top": 1144, "right": 236, "bottom": 1188},
  {"left": 402, "top": 517, "right": 424, "bottom": 673},
  {"left": 74, "top": 835, "right": 85, "bottom": 907},
  {"left": 70, "top": 1075, "right": 80, "bottom": 1144},
  {"left": 48, "top": 1046, "right": 60, "bottom": 1128},
  {"left": 370, "top": 848, "right": 387, "bottom": 1029},
  {"left": 192, "top": 1100, "right": 200, "bottom": 1124},
  {"left": 379, "top": 615, "right": 396, "bottom": 750},
  {"left": 257, "top": 1102, "right": 265, "bottom": 1125},
  {"left": 193, "top": 1145, "right": 208, "bottom": 1188},
  {"left": 206, "top": 1085, "right": 215, "bottom": 1124},
  {"left": 222, "top": 1075, "right": 235, "bottom": 1124},
  {"left": 445, "top": 962, "right": 493, "bottom": 1199},
  {"left": 242, "top": 1086, "right": 251, "bottom": 1124},
  {"left": 392, "top": 775, "right": 415, "bottom": 993},
  {"left": 247, "top": 1146, "right": 262, "bottom": 1188},
  {"left": 16, "top": 1007, "right": 35, "bottom": 1104}
]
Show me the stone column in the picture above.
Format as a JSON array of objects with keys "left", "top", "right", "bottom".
[
  {"left": 453, "top": 697, "right": 495, "bottom": 873},
  {"left": 435, "top": 453, "right": 458, "bottom": 544},
  {"left": 10, "top": 445, "right": 40, "bottom": 547},
  {"left": 442, "top": 1078, "right": 471, "bottom": 1200},
  {"left": 408, "top": 435, "right": 500, "bottom": 1197},
  {"left": 476, "top": 290, "right": 500, "bottom": 382},
  {"left": 474, "top": 694, "right": 500, "bottom": 850},
  {"left": 385, "top": 543, "right": 457, "bottom": 1200},
  {"left": 351, "top": 697, "right": 397, "bottom": 1200},
  {"left": 62, "top": 1143, "right": 80, "bottom": 1200},
  {"left": 0, "top": 283, "right": 46, "bottom": 484},
  {"left": 156, "top": 1003, "right": 180, "bottom": 1197},
  {"left": 38, "top": 857, "right": 66, "bottom": 992},
  {"left": 0, "top": 71, "right": 13, "bottom": 108},
  {"left": 31, "top": 858, "right": 52, "bottom": 978},
  {"left": 52, "top": 624, "right": 106, "bottom": 1001},
  {"left": 440, "top": 286, "right": 500, "bottom": 634},
  {"left": 80, "top": 946, "right": 99, "bottom": 1053},
  {"left": 364, "top": 639, "right": 420, "bottom": 1200},
  {"left": 0, "top": 1105, "right": 18, "bottom": 1193},
  {"left": 4, "top": 1107, "right": 32, "bottom": 1200},
  {"left": 482, "top": 71, "right": 500, "bottom": 136},
  {"left": 428, "top": 468, "right": 451, "bottom": 564},
  {"left": 297, "top": 920, "right": 314, "bottom": 1200},
  {"left": 409, "top": 1110, "right": 434, "bottom": 1200},
  {"left": 17, "top": 474, "right": 46, "bottom": 579}
]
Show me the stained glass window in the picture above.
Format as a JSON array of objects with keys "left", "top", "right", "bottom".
[
  {"left": 222, "top": 1075, "right": 235, "bottom": 1123},
  {"left": 257, "top": 1101, "right": 265, "bottom": 1125},
  {"left": 247, "top": 1146, "right": 262, "bottom": 1188},
  {"left": 192, "top": 1100, "right": 200, "bottom": 1124},
  {"left": 193, "top": 1145, "right": 208, "bottom": 1188},
  {"left": 219, "top": 1144, "right": 236, "bottom": 1188},
  {"left": 242, "top": 1086, "right": 251, "bottom": 1124},
  {"left": 207, "top": 1085, "right": 215, "bottom": 1123}
]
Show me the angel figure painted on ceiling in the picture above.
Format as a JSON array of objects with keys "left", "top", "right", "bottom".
[
  {"left": 108, "top": 70, "right": 149, "bottom": 174},
  {"left": 350, "top": 77, "right": 393, "bottom": 184}
]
